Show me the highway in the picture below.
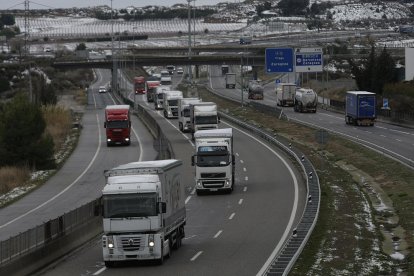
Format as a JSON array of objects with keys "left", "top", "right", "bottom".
[
  {"left": 208, "top": 65, "right": 414, "bottom": 169},
  {"left": 0, "top": 69, "right": 158, "bottom": 239},
  {"left": 0, "top": 69, "right": 307, "bottom": 275}
]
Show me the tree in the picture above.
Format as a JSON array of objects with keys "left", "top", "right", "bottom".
[
  {"left": 349, "top": 45, "right": 396, "bottom": 95},
  {"left": 278, "top": 0, "right": 309, "bottom": 16},
  {"left": 76, "top": 43, "right": 87, "bottom": 51},
  {"left": 0, "top": 14, "right": 15, "bottom": 26},
  {"left": 0, "top": 94, "right": 55, "bottom": 169}
]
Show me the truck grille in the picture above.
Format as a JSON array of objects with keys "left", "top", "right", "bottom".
[
  {"left": 201, "top": 172, "right": 226, "bottom": 178},
  {"left": 202, "top": 180, "right": 225, "bottom": 188},
  {"left": 119, "top": 236, "right": 143, "bottom": 251}
]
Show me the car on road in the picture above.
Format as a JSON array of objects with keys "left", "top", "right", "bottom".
[
  {"left": 177, "top": 67, "right": 184, "bottom": 74},
  {"left": 99, "top": 86, "right": 107, "bottom": 93}
]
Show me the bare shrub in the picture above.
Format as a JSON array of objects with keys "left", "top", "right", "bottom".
[
  {"left": 0, "top": 166, "right": 31, "bottom": 195},
  {"left": 42, "top": 105, "right": 72, "bottom": 152}
]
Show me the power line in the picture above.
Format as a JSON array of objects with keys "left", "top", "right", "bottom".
[{"left": 3, "top": 2, "right": 26, "bottom": 10}]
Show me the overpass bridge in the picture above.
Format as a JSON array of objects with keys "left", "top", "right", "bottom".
[{"left": 52, "top": 54, "right": 265, "bottom": 69}]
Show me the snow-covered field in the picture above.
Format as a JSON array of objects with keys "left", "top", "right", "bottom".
[{"left": 15, "top": 16, "right": 247, "bottom": 39}]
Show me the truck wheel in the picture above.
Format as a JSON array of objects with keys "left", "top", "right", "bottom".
[
  {"left": 157, "top": 248, "right": 164, "bottom": 265},
  {"left": 105, "top": 261, "right": 114, "bottom": 268}
]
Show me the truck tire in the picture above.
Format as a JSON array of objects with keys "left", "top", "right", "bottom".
[
  {"left": 104, "top": 261, "right": 114, "bottom": 268},
  {"left": 157, "top": 248, "right": 164, "bottom": 265}
]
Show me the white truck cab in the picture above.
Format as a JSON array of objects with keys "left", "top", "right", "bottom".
[{"left": 192, "top": 128, "right": 235, "bottom": 195}]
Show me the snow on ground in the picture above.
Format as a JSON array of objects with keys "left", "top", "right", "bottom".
[
  {"left": 329, "top": 2, "right": 410, "bottom": 22},
  {"left": 15, "top": 17, "right": 247, "bottom": 39}
]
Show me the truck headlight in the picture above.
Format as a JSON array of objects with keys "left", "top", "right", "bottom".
[
  {"left": 196, "top": 181, "right": 202, "bottom": 188},
  {"left": 107, "top": 139, "right": 111, "bottom": 142},
  {"left": 225, "top": 180, "right": 230, "bottom": 187},
  {"left": 107, "top": 236, "right": 114, "bottom": 248},
  {"left": 148, "top": 234, "right": 155, "bottom": 247},
  {"left": 125, "top": 138, "right": 130, "bottom": 141}
]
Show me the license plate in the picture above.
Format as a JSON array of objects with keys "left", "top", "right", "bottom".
[{"left": 210, "top": 188, "right": 218, "bottom": 192}]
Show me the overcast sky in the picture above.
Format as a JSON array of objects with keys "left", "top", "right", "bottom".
[{"left": 2, "top": 0, "right": 235, "bottom": 10}]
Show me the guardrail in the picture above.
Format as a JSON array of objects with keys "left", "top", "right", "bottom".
[
  {"left": 0, "top": 80, "right": 318, "bottom": 275},
  {"left": 218, "top": 112, "right": 320, "bottom": 276},
  {"left": 0, "top": 85, "right": 175, "bottom": 275},
  {"left": 205, "top": 84, "right": 320, "bottom": 275}
]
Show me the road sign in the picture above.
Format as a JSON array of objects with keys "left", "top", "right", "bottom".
[
  {"left": 265, "top": 48, "right": 293, "bottom": 73},
  {"left": 275, "top": 79, "right": 281, "bottom": 84},
  {"left": 295, "top": 48, "right": 323, "bottom": 72}
]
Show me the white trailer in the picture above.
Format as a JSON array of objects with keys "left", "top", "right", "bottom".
[
  {"left": 294, "top": 88, "right": 317, "bottom": 113},
  {"left": 178, "top": 97, "right": 201, "bottom": 132},
  {"left": 102, "top": 160, "right": 186, "bottom": 266},
  {"left": 276, "top": 83, "right": 296, "bottom": 107},
  {"left": 163, "top": 90, "right": 183, "bottom": 118},
  {"left": 192, "top": 128, "right": 235, "bottom": 195},
  {"left": 189, "top": 102, "right": 219, "bottom": 139},
  {"left": 154, "top": 85, "right": 171, "bottom": 110}
]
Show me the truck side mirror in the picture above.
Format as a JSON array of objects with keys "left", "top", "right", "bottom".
[
  {"left": 218, "top": 116, "right": 221, "bottom": 123},
  {"left": 191, "top": 155, "right": 195, "bottom": 166},
  {"left": 232, "top": 154, "right": 235, "bottom": 165},
  {"left": 104, "top": 122, "right": 107, "bottom": 128},
  {"left": 129, "top": 121, "right": 131, "bottom": 127},
  {"left": 157, "top": 202, "right": 166, "bottom": 214}
]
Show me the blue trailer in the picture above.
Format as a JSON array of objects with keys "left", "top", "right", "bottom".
[{"left": 345, "top": 91, "right": 376, "bottom": 126}]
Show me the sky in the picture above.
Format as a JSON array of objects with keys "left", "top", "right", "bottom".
[{"left": 2, "top": 0, "right": 234, "bottom": 10}]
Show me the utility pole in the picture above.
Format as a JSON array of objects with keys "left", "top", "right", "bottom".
[
  {"left": 187, "top": 0, "right": 192, "bottom": 84},
  {"left": 111, "top": 0, "right": 118, "bottom": 95},
  {"left": 24, "top": 0, "right": 33, "bottom": 102}
]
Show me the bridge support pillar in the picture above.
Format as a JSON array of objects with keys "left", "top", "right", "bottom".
[{"left": 195, "top": 65, "right": 199, "bottom": 79}]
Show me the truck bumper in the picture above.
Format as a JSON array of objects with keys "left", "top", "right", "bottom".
[
  {"left": 102, "top": 234, "right": 163, "bottom": 262},
  {"left": 195, "top": 178, "right": 233, "bottom": 192}
]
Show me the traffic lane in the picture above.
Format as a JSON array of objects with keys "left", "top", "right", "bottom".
[
  {"left": 179, "top": 122, "right": 304, "bottom": 276},
  {"left": 285, "top": 108, "right": 414, "bottom": 164},
  {"left": 0, "top": 85, "right": 155, "bottom": 241},
  {"left": 37, "top": 116, "right": 304, "bottom": 276}
]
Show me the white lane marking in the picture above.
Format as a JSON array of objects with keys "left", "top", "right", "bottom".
[
  {"left": 245, "top": 176, "right": 248, "bottom": 181},
  {"left": 0, "top": 92, "right": 108, "bottom": 230},
  {"left": 190, "top": 251, "right": 203, "bottom": 261},
  {"left": 238, "top": 199, "right": 244, "bottom": 205},
  {"left": 396, "top": 138, "right": 402, "bottom": 142},
  {"left": 190, "top": 188, "right": 196, "bottom": 195},
  {"left": 218, "top": 122, "right": 299, "bottom": 276},
  {"left": 376, "top": 126, "right": 413, "bottom": 136},
  {"left": 240, "top": 160, "right": 244, "bottom": 164},
  {"left": 380, "top": 134, "right": 386, "bottom": 138},
  {"left": 236, "top": 152, "right": 240, "bottom": 157},
  {"left": 185, "top": 196, "right": 191, "bottom": 204},
  {"left": 243, "top": 167, "right": 247, "bottom": 172},
  {"left": 93, "top": 267, "right": 106, "bottom": 275},
  {"left": 184, "top": 235, "right": 196, "bottom": 240},
  {"left": 243, "top": 187, "right": 248, "bottom": 192},
  {"left": 213, "top": 230, "right": 223, "bottom": 239},
  {"left": 229, "top": 213, "right": 235, "bottom": 220}
]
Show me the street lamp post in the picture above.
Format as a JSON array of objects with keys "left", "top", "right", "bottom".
[{"left": 187, "top": 0, "right": 193, "bottom": 84}]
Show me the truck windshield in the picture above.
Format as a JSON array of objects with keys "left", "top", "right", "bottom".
[
  {"left": 107, "top": 121, "right": 129, "bottom": 128},
  {"left": 197, "top": 150, "right": 230, "bottom": 167},
  {"left": 103, "top": 193, "right": 157, "bottom": 218},
  {"left": 168, "top": 99, "right": 179, "bottom": 106},
  {"left": 195, "top": 115, "right": 217, "bottom": 124}
]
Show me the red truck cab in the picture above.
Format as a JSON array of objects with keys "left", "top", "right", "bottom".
[
  {"left": 134, "top": 76, "right": 146, "bottom": 94},
  {"left": 104, "top": 105, "right": 131, "bottom": 146}
]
